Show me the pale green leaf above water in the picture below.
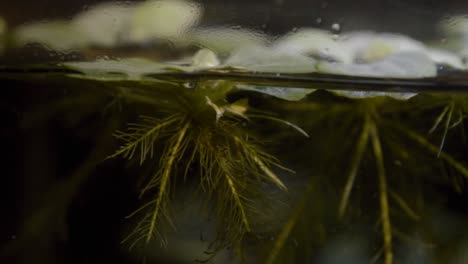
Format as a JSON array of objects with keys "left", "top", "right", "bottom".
[
  {"left": 64, "top": 58, "right": 167, "bottom": 80},
  {"left": 63, "top": 53, "right": 416, "bottom": 101},
  {"left": 14, "top": 21, "right": 88, "bottom": 51},
  {"left": 317, "top": 52, "right": 437, "bottom": 79},
  {"left": 64, "top": 48, "right": 222, "bottom": 79},
  {"left": 274, "top": 28, "right": 353, "bottom": 64},
  {"left": 128, "top": 0, "right": 201, "bottom": 43},
  {"left": 426, "top": 48, "right": 465, "bottom": 69},
  {"left": 72, "top": 2, "right": 133, "bottom": 47},
  {"left": 340, "top": 32, "right": 427, "bottom": 63},
  {"left": 235, "top": 85, "right": 314, "bottom": 101},
  {"left": 191, "top": 27, "right": 269, "bottom": 55},
  {"left": 224, "top": 46, "right": 317, "bottom": 73},
  {"left": 330, "top": 90, "right": 417, "bottom": 100}
]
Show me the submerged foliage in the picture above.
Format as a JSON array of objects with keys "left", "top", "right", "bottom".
[
  {"left": 256, "top": 93, "right": 468, "bottom": 264},
  {"left": 104, "top": 76, "right": 468, "bottom": 263},
  {"left": 3, "top": 69, "right": 468, "bottom": 264},
  {"left": 106, "top": 80, "right": 298, "bottom": 252}
]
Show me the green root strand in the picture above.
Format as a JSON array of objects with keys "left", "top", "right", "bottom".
[{"left": 370, "top": 122, "right": 393, "bottom": 264}]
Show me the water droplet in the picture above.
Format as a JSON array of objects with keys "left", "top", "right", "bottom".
[
  {"left": 231, "top": 25, "right": 242, "bottom": 30},
  {"left": 437, "top": 64, "right": 449, "bottom": 73},
  {"left": 315, "top": 17, "right": 323, "bottom": 24},
  {"left": 184, "top": 82, "right": 196, "bottom": 89},
  {"left": 261, "top": 24, "right": 267, "bottom": 29},
  {"left": 291, "top": 27, "right": 298, "bottom": 33},
  {"left": 331, "top": 23, "right": 341, "bottom": 32}
]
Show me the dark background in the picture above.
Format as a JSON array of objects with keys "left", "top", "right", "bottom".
[{"left": 2, "top": 0, "right": 468, "bottom": 40}]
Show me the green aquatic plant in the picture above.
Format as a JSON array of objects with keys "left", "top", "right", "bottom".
[
  {"left": 423, "top": 95, "right": 468, "bottom": 154},
  {"left": 259, "top": 94, "right": 468, "bottom": 264},
  {"left": 106, "top": 79, "right": 300, "bottom": 252}
]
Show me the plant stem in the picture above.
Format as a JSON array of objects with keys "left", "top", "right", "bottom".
[
  {"left": 369, "top": 122, "right": 393, "bottom": 264},
  {"left": 224, "top": 172, "right": 251, "bottom": 232},
  {"left": 146, "top": 121, "right": 190, "bottom": 243},
  {"left": 338, "top": 116, "right": 371, "bottom": 219}
]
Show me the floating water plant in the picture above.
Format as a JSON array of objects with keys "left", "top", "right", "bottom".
[
  {"left": 102, "top": 78, "right": 310, "bottom": 254},
  {"left": 2, "top": 5, "right": 468, "bottom": 261}
]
